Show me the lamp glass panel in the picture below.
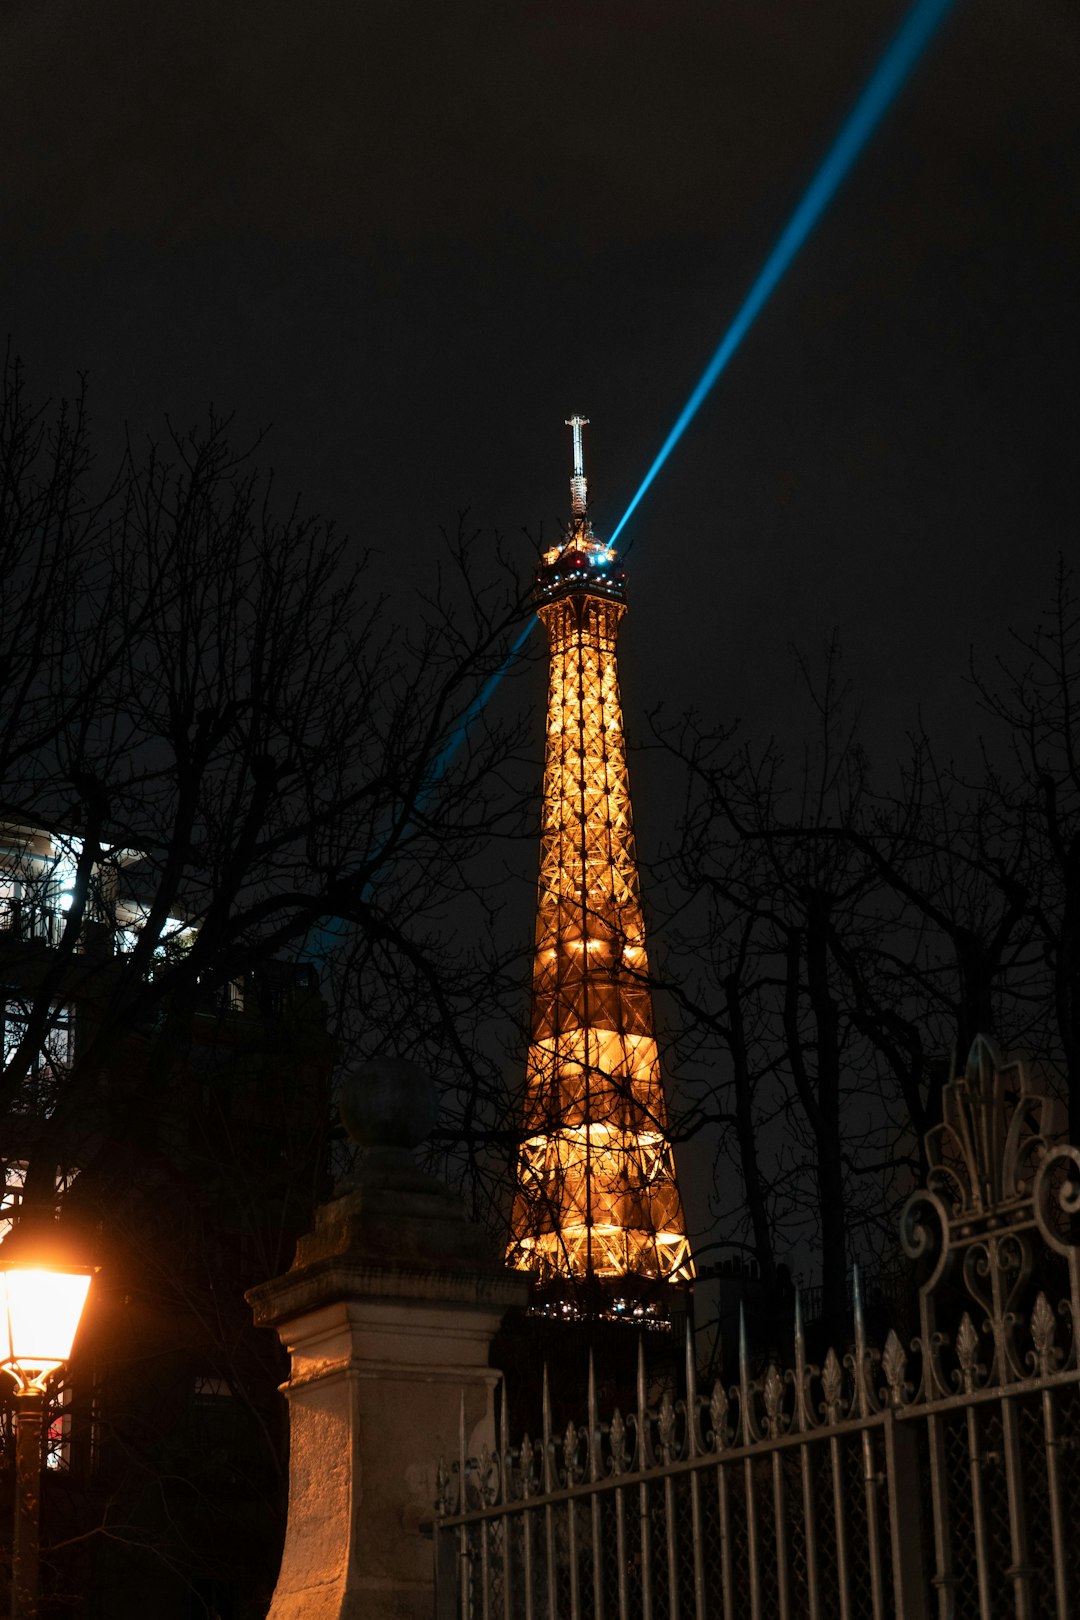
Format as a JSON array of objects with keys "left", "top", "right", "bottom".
[{"left": 2, "top": 1268, "right": 91, "bottom": 1374}]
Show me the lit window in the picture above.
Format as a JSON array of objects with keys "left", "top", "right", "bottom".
[
  {"left": 2, "top": 1001, "right": 74, "bottom": 1111},
  {"left": 45, "top": 1379, "right": 73, "bottom": 1470},
  {"left": 0, "top": 1161, "right": 77, "bottom": 1242},
  {"left": 0, "top": 1160, "right": 27, "bottom": 1243}
]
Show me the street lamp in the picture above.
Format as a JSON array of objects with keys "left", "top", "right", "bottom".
[{"left": 1, "top": 1260, "right": 92, "bottom": 1620}]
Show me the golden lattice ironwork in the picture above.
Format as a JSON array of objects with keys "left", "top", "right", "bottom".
[{"left": 507, "top": 421, "right": 691, "bottom": 1288}]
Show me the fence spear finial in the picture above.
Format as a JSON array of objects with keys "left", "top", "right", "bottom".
[
  {"left": 636, "top": 1335, "right": 651, "bottom": 1471},
  {"left": 685, "top": 1304, "right": 700, "bottom": 1458},
  {"left": 738, "top": 1302, "right": 755, "bottom": 1446},
  {"left": 793, "top": 1288, "right": 811, "bottom": 1433},
  {"left": 497, "top": 1375, "right": 510, "bottom": 1505},
  {"left": 542, "top": 1363, "right": 554, "bottom": 1492},
  {"left": 587, "top": 1350, "right": 601, "bottom": 1482},
  {"left": 458, "top": 1389, "right": 468, "bottom": 1515},
  {"left": 852, "top": 1264, "right": 873, "bottom": 1418}
]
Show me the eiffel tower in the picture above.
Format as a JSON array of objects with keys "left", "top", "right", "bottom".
[{"left": 507, "top": 418, "right": 692, "bottom": 1307}]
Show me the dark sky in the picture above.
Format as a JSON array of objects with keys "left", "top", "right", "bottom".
[
  {"left": 3, "top": 0, "right": 1077, "bottom": 816},
  {"left": 4, "top": 0, "right": 1077, "bottom": 1276}
]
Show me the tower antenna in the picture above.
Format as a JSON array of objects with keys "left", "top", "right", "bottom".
[{"left": 565, "top": 415, "right": 589, "bottom": 519}]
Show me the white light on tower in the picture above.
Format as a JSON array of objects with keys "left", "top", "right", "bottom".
[{"left": 565, "top": 413, "right": 589, "bottom": 517}]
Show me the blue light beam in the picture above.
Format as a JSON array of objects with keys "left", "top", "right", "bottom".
[
  {"left": 608, "top": 0, "right": 957, "bottom": 548},
  {"left": 421, "top": 612, "right": 538, "bottom": 799},
  {"left": 389, "top": 0, "right": 956, "bottom": 809},
  {"left": 300, "top": 614, "right": 538, "bottom": 972}
]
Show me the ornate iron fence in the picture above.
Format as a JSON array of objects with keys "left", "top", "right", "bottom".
[{"left": 435, "top": 1038, "right": 1080, "bottom": 1619}]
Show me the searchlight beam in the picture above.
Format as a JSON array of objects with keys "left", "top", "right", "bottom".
[
  {"left": 609, "top": 0, "right": 957, "bottom": 547},
  {"left": 410, "top": 0, "right": 957, "bottom": 801}
]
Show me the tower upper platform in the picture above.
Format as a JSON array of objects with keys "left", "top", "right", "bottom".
[
  {"left": 536, "top": 416, "right": 626, "bottom": 607},
  {"left": 535, "top": 522, "right": 626, "bottom": 607}
]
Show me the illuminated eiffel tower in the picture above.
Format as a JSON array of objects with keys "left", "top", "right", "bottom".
[{"left": 507, "top": 418, "right": 692, "bottom": 1306}]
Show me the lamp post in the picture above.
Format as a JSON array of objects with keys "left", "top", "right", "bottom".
[{"left": 1, "top": 1262, "right": 92, "bottom": 1620}]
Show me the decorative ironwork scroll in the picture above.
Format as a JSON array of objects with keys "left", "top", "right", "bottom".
[{"left": 438, "top": 1038, "right": 1080, "bottom": 1619}]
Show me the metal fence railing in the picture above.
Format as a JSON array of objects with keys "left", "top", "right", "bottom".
[{"left": 435, "top": 1036, "right": 1080, "bottom": 1619}]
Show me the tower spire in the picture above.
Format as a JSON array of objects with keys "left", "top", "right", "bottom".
[
  {"left": 566, "top": 414, "right": 589, "bottom": 520},
  {"left": 507, "top": 419, "right": 692, "bottom": 1309}
]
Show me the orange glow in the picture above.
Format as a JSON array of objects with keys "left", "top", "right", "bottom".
[
  {"left": 508, "top": 537, "right": 693, "bottom": 1287},
  {"left": 1, "top": 1267, "right": 92, "bottom": 1392}
]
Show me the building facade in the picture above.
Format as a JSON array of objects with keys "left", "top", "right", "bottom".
[{"left": 0, "top": 819, "right": 331, "bottom": 1618}]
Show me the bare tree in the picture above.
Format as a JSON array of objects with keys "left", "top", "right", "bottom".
[
  {"left": 972, "top": 559, "right": 1080, "bottom": 1136},
  {"left": 0, "top": 357, "right": 533, "bottom": 1198},
  {"left": 652, "top": 635, "right": 1040, "bottom": 1340},
  {"left": 0, "top": 355, "right": 534, "bottom": 1614},
  {"left": 652, "top": 642, "right": 892, "bottom": 1334}
]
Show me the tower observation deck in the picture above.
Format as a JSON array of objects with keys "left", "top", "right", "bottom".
[{"left": 507, "top": 418, "right": 692, "bottom": 1303}]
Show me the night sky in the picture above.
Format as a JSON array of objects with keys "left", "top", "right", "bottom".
[
  {"left": 3, "top": 1, "right": 1077, "bottom": 958},
  {"left": 3, "top": 0, "right": 1077, "bottom": 1290},
  {"left": 5, "top": 0, "right": 1076, "bottom": 757}
]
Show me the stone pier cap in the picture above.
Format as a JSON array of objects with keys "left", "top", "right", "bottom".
[
  {"left": 245, "top": 1060, "right": 529, "bottom": 1620},
  {"left": 248, "top": 1057, "right": 530, "bottom": 1326}
]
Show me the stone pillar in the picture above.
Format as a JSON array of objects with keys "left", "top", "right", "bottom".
[{"left": 247, "top": 1060, "right": 529, "bottom": 1620}]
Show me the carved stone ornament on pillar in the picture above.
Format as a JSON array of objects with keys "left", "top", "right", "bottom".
[{"left": 247, "top": 1059, "right": 530, "bottom": 1620}]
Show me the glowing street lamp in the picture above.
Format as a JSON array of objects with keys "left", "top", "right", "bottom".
[{"left": 1, "top": 1261, "right": 92, "bottom": 1620}]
